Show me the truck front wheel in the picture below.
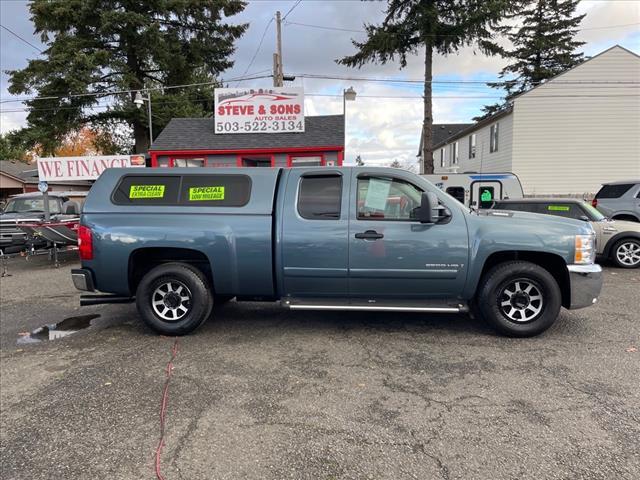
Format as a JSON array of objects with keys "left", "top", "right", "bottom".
[
  {"left": 476, "top": 261, "right": 562, "bottom": 337},
  {"left": 136, "top": 262, "right": 213, "bottom": 335}
]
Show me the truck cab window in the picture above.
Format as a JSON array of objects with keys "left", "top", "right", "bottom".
[
  {"left": 357, "top": 177, "right": 422, "bottom": 221},
  {"left": 298, "top": 175, "right": 342, "bottom": 220}
]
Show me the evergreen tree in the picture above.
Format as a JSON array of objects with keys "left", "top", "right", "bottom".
[
  {"left": 7, "top": 0, "right": 247, "bottom": 154},
  {"left": 476, "top": 0, "right": 586, "bottom": 119},
  {"left": 338, "top": 0, "right": 511, "bottom": 174},
  {"left": 355, "top": 154, "right": 364, "bottom": 166},
  {"left": 389, "top": 159, "right": 402, "bottom": 168}
]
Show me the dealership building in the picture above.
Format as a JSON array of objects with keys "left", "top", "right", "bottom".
[{"left": 149, "top": 114, "right": 345, "bottom": 169}]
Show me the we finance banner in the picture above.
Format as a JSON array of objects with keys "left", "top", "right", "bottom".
[
  {"left": 214, "top": 87, "right": 305, "bottom": 134},
  {"left": 37, "top": 154, "right": 145, "bottom": 181}
]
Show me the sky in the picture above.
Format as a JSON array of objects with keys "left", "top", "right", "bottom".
[{"left": 1, "top": 0, "right": 639, "bottom": 167}]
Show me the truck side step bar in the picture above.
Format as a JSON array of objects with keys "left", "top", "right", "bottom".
[
  {"left": 80, "top": 294, "right": 135, "bottom": 306},
  {"left": 282, "top": 298, "right": 468, "bottom": 313}
]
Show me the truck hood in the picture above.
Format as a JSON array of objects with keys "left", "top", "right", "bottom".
[{"left": 478, "top": 209, "right": 594, "bottom": 235}]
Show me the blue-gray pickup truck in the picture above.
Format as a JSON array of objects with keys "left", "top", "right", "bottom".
[{"left": 72, "top": 167, "right": 603, "bottom": 337}]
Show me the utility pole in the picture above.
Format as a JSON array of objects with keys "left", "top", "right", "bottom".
[{"left": 274, "top": 11, "right": 283, "bottom": 87}]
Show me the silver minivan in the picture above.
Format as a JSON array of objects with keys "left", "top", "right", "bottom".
[{"left": 593, "top": 181, "right": 640, "bottom": 223}]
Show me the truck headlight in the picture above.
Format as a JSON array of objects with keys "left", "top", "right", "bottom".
[{"left": 575, "top": 234, "right": 596, "bottom": 264}]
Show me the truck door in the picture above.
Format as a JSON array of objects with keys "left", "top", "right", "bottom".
[
  {"left": 470, "top": 181, "right": 502, "bottom": 209},
  {"left": 280, "top": 169, "right": 351, "bottom": 297},
  {"left": 348, "top": 172, "right": 468, "bottom": 299}
]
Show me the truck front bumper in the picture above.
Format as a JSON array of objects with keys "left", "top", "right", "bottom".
[{"left": 567, "top": 264, "right": 603, "bottom": 309}]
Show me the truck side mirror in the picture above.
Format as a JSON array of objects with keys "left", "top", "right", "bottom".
[{"left": 418, "top": 192, "right": 448, "bottom": 224}]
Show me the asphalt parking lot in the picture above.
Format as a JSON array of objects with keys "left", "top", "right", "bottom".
[{"left": 0, "top": 252, "right": 639, "bottom": 480}]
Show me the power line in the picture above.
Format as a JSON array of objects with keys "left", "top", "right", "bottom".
[
  {"left": 295, "top": 73, "right": 640, "bottom": 86},
  {"left": 0, "top": 73, "right": 273, "bottom": 104},
  {"left": 235, "top": 18, "right": 274, "bottom": 86},
  {"left": 282, "top": 0, "right": 303, "bottom": 21},
  {"left": 0, "top": 24, "right": 43, "bottom": 53},
  {"left": 3, "top": 92, "right": 638, "bottom": 113},
  {"left": 284, "top": 20, "right": 640, "bottom": 35}
]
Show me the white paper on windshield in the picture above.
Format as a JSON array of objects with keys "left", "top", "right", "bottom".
[{"left": 364, "top": 178, "right": 391, "bottom": 211}]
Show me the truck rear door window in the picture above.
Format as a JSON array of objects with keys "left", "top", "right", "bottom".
[
  {"left": 179, "top": 175, "right": 251, "bottom": 206},
  {"left": 297, "top": 175, "right": 342, "bottom": 220},
  {"left": 112, "top": 176, "right": 181, "bottom": 205}
]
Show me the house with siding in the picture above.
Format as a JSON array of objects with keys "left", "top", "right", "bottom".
[{"left": 429, "top": 45, "right": 640, "bottom": 196}]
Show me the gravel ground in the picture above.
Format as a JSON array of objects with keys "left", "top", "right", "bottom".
[{"left": 0, "top": 252, "right": 639, "bottom": 479}]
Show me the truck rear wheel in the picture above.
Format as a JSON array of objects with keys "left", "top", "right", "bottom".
[
  {"left": 477, "top": 261, "right": 561, "bottom": 337},
  {"left": 135, "top": 262, "right": 213, "bottom": 335}
]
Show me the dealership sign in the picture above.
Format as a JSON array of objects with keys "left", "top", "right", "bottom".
[
  {"left": 37, "top": 154, "right": 144, "bottom": 182},
  {"left": 214, "top": 87, "right": 304, "bottom": 134}
]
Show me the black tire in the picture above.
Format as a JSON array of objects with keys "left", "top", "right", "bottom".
[
  {"left": 476, "top": 261, "right": 562, "bottom": 337},
  {"left": 135, "top": 262, "right": 213, "bottom": 335},
  {"left": 610, "top": 238, "right": 640, "bottom": 269}
]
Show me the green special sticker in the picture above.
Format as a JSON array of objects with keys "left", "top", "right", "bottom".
[
  {"left": 129, "top": 184, "right": 165, "bottom": 199},
  {"left": 548, "top": 205, "right": 570, "bottom": 211},
  {"left": 189, "top": 186, "right": 225, "bottom": 201}
]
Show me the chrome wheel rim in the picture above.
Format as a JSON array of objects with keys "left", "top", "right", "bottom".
[
  {"left": 616, "top": 242, "right": 640, "bottom": 266},
  {"left": 499, "top": 279, "right": 544, "bottom": 323},
  {"left": 152, "top": 281, "right": 192, "bottom": 321}
]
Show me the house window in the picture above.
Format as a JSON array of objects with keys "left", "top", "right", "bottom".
[
  {"left": 291, "top": 156, "right": 323, "bottom": 166},
  {"left": 173, "top": 158, "right": 205, "bottom": 167},
  {"left": 440, "top": 149, "right": 445, "bottom": 168},
  {"left": 490, "top": 123, "right": 499, "bottom": 153},
  {"left": 451, "top": 142, "right": 459, "bottom": 165},
  {"left": 469, "top": 134, "right": 476, "bottom": 159}
]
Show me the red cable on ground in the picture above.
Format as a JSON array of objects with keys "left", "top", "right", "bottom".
[{"left": 155, "top": 337, "right": 179, "bottom": 480}]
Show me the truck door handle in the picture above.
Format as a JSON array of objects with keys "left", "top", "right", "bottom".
[{"left": 355, "top": 230, "right": 384, "bottom": 240}]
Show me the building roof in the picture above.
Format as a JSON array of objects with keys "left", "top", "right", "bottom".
[
  {"left": 0, "top": 160, "right": 32, "bottom": 181},
  {"left": 150, "top": 114, "right": 345, "bottom": 152},
  {"left": 417, "top": 124, "right": 473, "bottom": 156},
  {"left": 0, "top": 160, "right": 92, "bottom": 186},
  {"left": 513, "top": 44, "right": 640, "bottom": 101},
  {"left": 431, "top": 107, "right": 513, "bottom": 150}
]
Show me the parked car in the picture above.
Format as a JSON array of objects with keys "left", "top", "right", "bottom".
[
  {"left": 0, "top": 192, "right": 83, "bottom": 253},
  {"left": 492, "top": 198, "right": 640, "bottom": 269},
  {"left": 72, "top": 167, "right": 602, "bottom": 338},
  {"left": 421, "top": 172, "right": 524, "bottom": 209},
  {"left": 592, "top": 180, "right": 640, "bottom": 223}
]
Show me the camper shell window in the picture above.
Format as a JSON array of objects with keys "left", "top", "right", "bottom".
[{"left": 111, "top": 174, "right": 251, "bottom": 207}]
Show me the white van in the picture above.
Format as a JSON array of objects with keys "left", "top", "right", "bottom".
[{"left": 422, "top": 172, "right": 524, "bottom": 209}]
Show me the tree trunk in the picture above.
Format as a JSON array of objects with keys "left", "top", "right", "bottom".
[{"left": 421, "top": 43, "right": 434, "bottom": 174}]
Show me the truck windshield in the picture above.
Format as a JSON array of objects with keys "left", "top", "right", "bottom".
[
  {"left": 3, "top": 197, "right": 61, "bottom": 214},
  {"left": 582, "top": 202, "right": 606, "bottom": 221}
]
